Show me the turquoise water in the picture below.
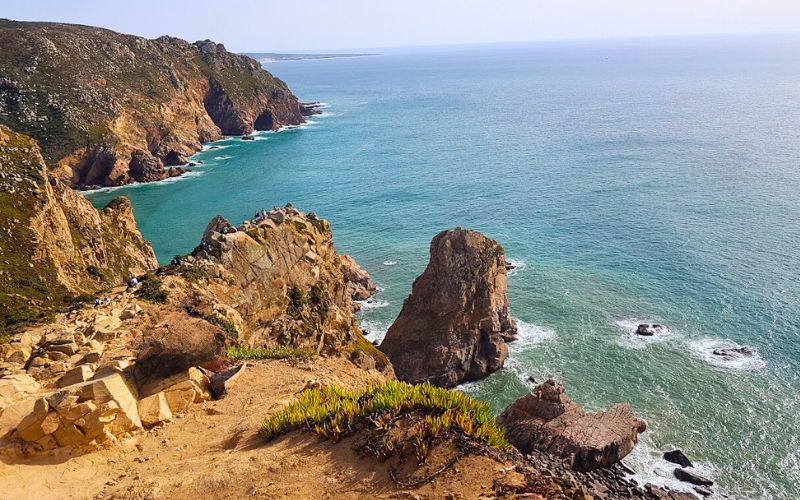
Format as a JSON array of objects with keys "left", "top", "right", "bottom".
[{"left": 87, "top": 35, "right": 800, "bottom": 498}]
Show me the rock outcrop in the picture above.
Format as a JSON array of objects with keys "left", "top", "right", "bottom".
[
  {"left": 0, "top": 19, "right": 307, "bottom": 188},
  {"left": 497, "top": 379, "right": 647, "bottom": 471},
  {"left": 379, "top": 228, "right": 517, "bottom": 387},
  {"left": 339, "top": 254, "right": 378, "bottom": 308},
  {"left": 170, "top": 205, "right": 391, "bottom": 372},
  {"left": 0, "top": 126, "right": 157, "bottom": 330}
]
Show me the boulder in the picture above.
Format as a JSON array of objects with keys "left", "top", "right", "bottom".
[
  {"left": 58, "top": 365, "right": 95, "bottom": 388},
  {"left": 83, "top": 339, "right": 105, "bottom": 363},
  {"left": 14, "top": 398, "right": 50, "bottom": 441},
  {"left": 200, "top": 215, "right": 235, "bottom": 247},
  {"left": 712, "top": 346, "right": 754, "bottom": 359},
  {"left": 120, "top": 304, "right": 143, "bottom": 320},
  {"left": 77, "top": 372, "right": 142, "bottom": 429},
  {"left": 497, "top": 379, "right": 647, "bottom": 471},
  {"left": 339, "top": 254, "right": 377, "bottom": 302},
  {"left": 209, "top": 363, "right": 247, "bottom": 399},
  {"left": 0, "top": 398, "right": 39, "bottom": 438},
  {"left": 139, "top": 367, "right": 211, "bottom": 414},
  {"left": 131, "top": 311, "right": 226, "bottom": 388},
  {"left": 0, "top": 373, "right": 40, "bottom": 407},
  {"left": 137, "top": 392, "right": 173, "bottom": 426},
  {"left": 663, "top": 449, "right": 693, "bottom": 468},
  {"left": 636, "top": 323, "right": 663, "bottom": 336},
  {"left": 674, "top": 468, "right": 713, "bottom": 486},
  {"left": 379, "top": 228, "right": 517, "bottom": 387}
]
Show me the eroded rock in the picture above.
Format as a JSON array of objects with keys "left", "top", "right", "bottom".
[
  {"left": 379, "top": 228, "right": 517, "bottom": 387},
  {"left": 497, "top": 379, "right": 647, "bottom": 471}
]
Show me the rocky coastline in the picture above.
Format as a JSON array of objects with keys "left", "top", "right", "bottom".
[
  {"left": 0, "top": 19, "right": 309, "bottom": 188},
  {"left": 0, "top": 20, "right": 717, "bottom": 499}
]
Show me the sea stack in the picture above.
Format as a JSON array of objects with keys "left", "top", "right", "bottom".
[
  {"left": 379, "top": 228, "right": 517, "bottom": 388},
  {"left": 497, "top": 379, "right": 647, "bottom": 471}
]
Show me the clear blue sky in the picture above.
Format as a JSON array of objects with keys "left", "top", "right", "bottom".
[{"left": 3, "top": 0, "right": 800, "bottom": 51}]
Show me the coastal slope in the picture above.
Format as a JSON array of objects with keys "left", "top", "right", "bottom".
[
  {"left": 0, "top": 126, "right": 157, "bottom": 329},
  {"left": 0, "top": 19, "right": 311, "bottom": 188}
]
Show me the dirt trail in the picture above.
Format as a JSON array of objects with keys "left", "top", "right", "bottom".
[{"left": 0, "top": 358, "right": 514, "bottom": 499}]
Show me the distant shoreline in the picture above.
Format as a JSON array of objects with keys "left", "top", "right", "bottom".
[{"left": 244, "top": 52, "right": 379, "bottom": 63}]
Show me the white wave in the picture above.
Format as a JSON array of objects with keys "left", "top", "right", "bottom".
[
  {"left": 356, "top": 298, "right": 389, "bottom": 310},
  {"left": 382, "top": 260, "right": 398, "bottom": 266},
  {"left": 202, "top": 144, "right": 232, "bottom": 151},
  {"left": 688, "top": 338, "right": 765, "bottom": 372},
  {"left": 506, "top": 258, "right": 526, "bottom": 277},
  {"left": 622, "top": 434, "right": 716, "bottom": 495},
  {"left": 213, "top": 155, "right": 233, "bottom": 160},
  {"left": 80, "top": 170, "right": 205, "bottom": 195},
  {"left": 614, "top": 318, "right": 675, "bottom": 350},
  {"left": 502, "top": 319, "right": 557, "bottom": 386},
  {"left": 512, "top": 319, "right": 556, "bottom": 350},
  {"left": 359, "top": 319, "right": 389, "bottom": 343}
]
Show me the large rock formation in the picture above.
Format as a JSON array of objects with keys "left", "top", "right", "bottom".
[
  {"left": 497, "top": 379, "right": 647, "bottom": 471},
  {"left": 0, "top": 19, "right": 310, "bottom": 188},
  {"left": 169, "top": 205, "right": 390, "bottom": 372},
  {"left": 379, "top": 228, "right": 517, "bottom": 387},
  {"left": 0, "top": 126, "right": 157, "bottom": 330}
]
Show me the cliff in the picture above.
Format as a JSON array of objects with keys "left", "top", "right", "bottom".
[
  {"left": 0, "top": 19, "right": 311, "bottom": 188},
  {"left": 380, "top": 228, "right": 517, "bottom": 387},
  {"left": 0, "top": 126, "right": 157, "bottom": 330}
]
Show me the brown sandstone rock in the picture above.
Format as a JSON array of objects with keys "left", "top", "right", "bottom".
[
  {"left": 137, "top": 392, "right": 174, "bottom": 427},
  {"left": 379, "top": 228, "right": 517, "bottom": 387},
  {"left": 497, "top": 379, "right": 647, "bottom": 471}
]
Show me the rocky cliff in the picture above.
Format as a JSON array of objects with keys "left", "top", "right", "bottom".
[
  {"left": 165, "top": 204, "right": 390, "bottom": 372},
  {"left": 0, "top": 19, "right": 311, "bottom": 188},
  {"left": 0, "top": 126, "right": 157, "bottom": 330},
  {"left": 380, "top": 228, "right": 517, "bottom": 387}
]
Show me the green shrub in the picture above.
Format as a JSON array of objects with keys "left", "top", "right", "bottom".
[
  {"left": 227, "top": 345, "right": 314, "bottom": 361},
  {"left": 180, "top": 266, "right": 208, "bottom": 283},
  {"left": 136, "top": 273, "right": 169, "bottom": 304},
  {"left": 259, "top": 380, "right": 509, "bottom": 450},
  {"left": 0, "top": 333, "right": 11, "bottom": 345}
]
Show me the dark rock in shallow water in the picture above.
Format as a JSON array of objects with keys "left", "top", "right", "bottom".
[
  {"left": 674, "top": 467, "right": 713, "bottom": 486},
  {"left": 636, "top": 323, "right": 664, "bottom": 336},
  {"left": 663, "top": 449, "right": 693, "bottom": 468},
  {"left": 693, "top": 485, "right": 713, "bottom": 497},
  {"left": 712, "top": 346, "right": 754, "bottom": 358},
  {"left": 505, "top": 260, "right": 515, "bottom": 271},
  {"left": 241, "top": 135, "right": 255, "bottom": 141}
]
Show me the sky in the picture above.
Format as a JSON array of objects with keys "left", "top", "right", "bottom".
[{"left": 2, "top": 0, "right": 800, "bottom": 52}]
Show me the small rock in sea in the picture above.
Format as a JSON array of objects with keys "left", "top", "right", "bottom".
[
  {"left": 241, "top": 135, "right": 255, "bottom": 141},
  {"left": 712, "top": 346, "right": 754, "bottom": 358},
  {"left": 693, "top": 485, "right": 713, "bottom": 497},
  {"left": 505, "top": 260, "right": 516, "bottom": 271},
  {"left": 636, "top": 323, "right": 663, "bottom": 336},
  {"left": 663, "top": 449, "right": 693, "bottom": 468},
  {"left": 527, "top": 375, "right": 537, "bottom": 384},
  {"left": 187, "top": 162, "right": 198, "bottom": 166},
  {"left": 674, "top": 467, "right": 713, "bottom": 486},
  {"left": 208, "top": 145, "right": 220, "bottom": 150}
]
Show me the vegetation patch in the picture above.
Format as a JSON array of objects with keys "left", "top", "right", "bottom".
[
  {"left": 347, "top": 334, "right": 390, "bottom": 371},
  {"left": 260, "top": 381, "right": 509, "bottom": 454},
  {"left": 0, "top": 333, "right": 11, "bottom": 345},
  {"left": 180, "top": 266, "right": 208, "bottom": 283},
  {"left": 135, "top": 273, "right": 169, "bottom": 304},
  {"left": 227, "top": 344, "right": 314, "bottom": 361}
]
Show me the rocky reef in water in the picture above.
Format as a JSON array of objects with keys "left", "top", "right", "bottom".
[
  {"left": 0, "top": 19, "right": 312, "bottom": 188},
  {"left": 379, "top": 227, "right": 517, "bottom": 387}
]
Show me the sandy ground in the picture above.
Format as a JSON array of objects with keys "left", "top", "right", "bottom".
[{"left": 0, "top": 358, "right": 518, "bottom": 500}]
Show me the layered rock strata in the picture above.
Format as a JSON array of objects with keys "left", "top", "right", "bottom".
[{"left": 379, "top": 228, "right": 517, "bottom": 387}]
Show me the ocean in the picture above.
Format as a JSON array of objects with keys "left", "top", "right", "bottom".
[{"left": 86, "top": 34, "right": 800, "bottom": 498}]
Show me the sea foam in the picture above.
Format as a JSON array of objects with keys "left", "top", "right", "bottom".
[{"left": 688, "top": 338, "right": 765, "bottom": 372}]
